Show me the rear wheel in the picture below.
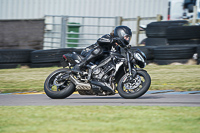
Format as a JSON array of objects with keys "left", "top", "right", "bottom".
[
  {"left": 44, "top": 68, "right": 75, "bottom": 99},
  {"left": 117, "top": 71, "right": 151, "bottom": 99}
]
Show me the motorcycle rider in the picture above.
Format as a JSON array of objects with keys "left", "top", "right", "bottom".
[{"left": 72, "top": 25, "right": 132, "bottom": 73}]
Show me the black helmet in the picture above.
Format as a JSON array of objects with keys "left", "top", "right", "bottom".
[{"left": 114, "top": 26, "right": 132, "bottom": 45}]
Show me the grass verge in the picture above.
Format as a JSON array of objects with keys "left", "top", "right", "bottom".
[
  {"left": 0, "top": 65, "right": 200, "bottom": 93},
  {"left": 0, "top": 106, "right": 200, "bottom": 133},
  {"left": 146, "top": 65, "right": 200, "bottom": 91}
]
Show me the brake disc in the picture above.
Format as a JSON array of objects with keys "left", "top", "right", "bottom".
[
  {"left": 53, "top": 74, "right": 65, "bottom": 87},
  {"left": 124, "top": 75, "right": 141, "bottom": 90}
]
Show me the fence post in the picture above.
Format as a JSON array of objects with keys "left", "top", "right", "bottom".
[
  {"left": 192, "top": 6, "right": 197, "bottom": 25},
  {"left": 60, "top": 16, "right": 68, "bottom": 48},
  {"left": 135, "top": 16, "right": 141, "bottom": 46},
  {"left": 115, "top": 16, "right": 123, "bottom": 26}
]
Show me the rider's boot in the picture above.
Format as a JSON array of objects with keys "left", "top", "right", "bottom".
[
  {"left": 72, "top": 61, "right": 86, "bottom": 73},
  {"left": 72, "top": 53, "right": 95, "bottom": 74}
]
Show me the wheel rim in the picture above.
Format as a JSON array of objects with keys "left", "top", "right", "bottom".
[
  {"left": 48, "top": 72, "right": 71, "bottom": 92},
  {"left": 121, "top": 73, "right": 146, "bottom": 94}
]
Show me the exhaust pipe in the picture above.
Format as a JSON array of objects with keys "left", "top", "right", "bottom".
[
  {"left": 69, "top": 75, "right": 91, "bottom": 91},
  {"left": 69, "top": 75, "right": 114, "bottom": 94}
]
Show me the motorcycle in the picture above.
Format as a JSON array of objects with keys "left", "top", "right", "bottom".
[{"left": 44, "top": 40, "right": 151, "bottom": 99}]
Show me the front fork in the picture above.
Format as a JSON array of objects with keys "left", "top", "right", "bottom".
[{"left": 126, "top": 51, "right": 137, "bottom": 80}]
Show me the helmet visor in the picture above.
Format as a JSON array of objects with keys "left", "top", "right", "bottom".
[{"left": 124, "top": 34, "right": 132, "bottom": 44}]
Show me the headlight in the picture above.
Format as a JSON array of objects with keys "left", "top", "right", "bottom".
[
  {"left": 133, "top": 50, "right": 146, "bottom": 68},
  {"left": 134, "top": 53, "right": 145, "bottom": 63}
]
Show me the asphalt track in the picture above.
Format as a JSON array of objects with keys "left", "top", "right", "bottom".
[{"left": 0, "top": 92, "right": 200, "bottom": 106}]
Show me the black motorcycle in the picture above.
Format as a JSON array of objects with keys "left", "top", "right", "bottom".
[{"left": 44, "top": 41, "right": 151, "bottom": 99}]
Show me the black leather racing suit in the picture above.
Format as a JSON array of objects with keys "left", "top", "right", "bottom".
[
  {"left": 73, "top": 34, "right": 121, "bottom": 72},
  {"left": 97, "top": 34, "right": 121, "bottom": 54},
  {"left": 85, "top": 34, "right": 121, "bottom": 61}
]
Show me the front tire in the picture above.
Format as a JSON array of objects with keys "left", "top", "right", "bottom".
[
  {"left": 117, "top": 70, "right": 151, "bottom": 99},
  {"left": 44, "top": 68, "right": 75, "bottom": 99}
]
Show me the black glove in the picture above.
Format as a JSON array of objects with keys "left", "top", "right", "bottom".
[
  {"left": 112, "top": 37, "right": 128, "bottom": 48},
  {"left": 112, "top": 37, "right": 122, "bottom": 44},
  {"left": 127, "top": 45, "right": 131, "bottom": 49},
  {"left": 120, "top": 42, "right": 126, "bottom": 48}
]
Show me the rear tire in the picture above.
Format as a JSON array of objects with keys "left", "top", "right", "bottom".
[
  {"left": 44, "top": 68, "right": 75, "bottom": 99},
  {"left": 117, "top": 70, "right": 151, "bottom": 99}
]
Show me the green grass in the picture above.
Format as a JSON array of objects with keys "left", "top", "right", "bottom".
[
  {"left": 0, "top": 67, "right": 59, "bottom": 93},
  {"left": 0, "top": 106, "right": 199, "bottom": 133},
  {"left": 146, "top": 65, "right": 200, "bottom": 91},
  {"left": 0, "top": 65, "right": 200, "bottom": 93}
]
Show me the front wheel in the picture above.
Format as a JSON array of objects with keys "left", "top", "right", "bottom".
[
  {"left": 117, "top": 70, "right": 151, "bottom": 99},
  {"left": 44, "top": 68, "right": 75, "bottom": 99}
]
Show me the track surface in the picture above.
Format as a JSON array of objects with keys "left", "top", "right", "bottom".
[{"left": 0, "top": 94, "right": 200, "bottom": 106}]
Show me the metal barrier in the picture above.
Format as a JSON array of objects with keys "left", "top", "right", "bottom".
[
  {"left": 44, "top": 15, "right": 120, "bottom": 49},
  {"left": 43, "top": 15, "right": 162, "bottom": 49},
  {"left": 120, "top": 14, "right": 162, "bottom": 46}
]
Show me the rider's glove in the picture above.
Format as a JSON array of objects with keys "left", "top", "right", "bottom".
[
  {"left": 112, "top": 37, "right": 122, "bottom": 44},
  {"left": 127, "top": 45, "right": 131, "bottom": 49}
]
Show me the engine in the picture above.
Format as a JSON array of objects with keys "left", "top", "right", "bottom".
[{"left": 92, "top": 62, "right": 115, "bottom": 82}]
